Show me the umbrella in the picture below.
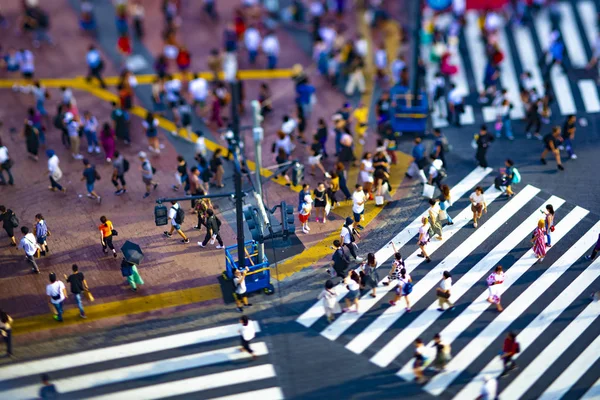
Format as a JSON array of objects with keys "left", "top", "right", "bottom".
[{"left": 121, "top": 240, "right": 144, "bottom": 265}]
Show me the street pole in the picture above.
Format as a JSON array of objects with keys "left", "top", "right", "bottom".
[
  {"left": 251, "top": 100, "right": 266, "bottom": 261},
  {"left": 410, "top": 0, "right": 423, "bottom": 98},
  {"left": 229, "top": 77, "right": 246, "bottom": 267}
]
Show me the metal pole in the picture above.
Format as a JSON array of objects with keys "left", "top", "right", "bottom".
[
  {"left": 230, "top": 80, "right": 246, "bottom": 266},
  {"left": 251, "top": 100, "right": 264, "bottom": 197},
  {"left": 410, "top": 0, "right": 423, "bottom": 98}
]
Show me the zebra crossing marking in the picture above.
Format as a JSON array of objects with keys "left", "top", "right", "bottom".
[
  {"left": 498, "top": 26, "right": 525, "bottom": 119},
  {"left": 452, "top": 221, "right": 600, "bottom": 400},
  {"left": 513, "top": 24, "right": 545, "bottom": 94},
  {"left": 581, "top": 376, "right": 600, "bottom": 400},
  {"left": 372, "top": 186, "right": 546, "bottom": 369},
  {"left": 500, "top": 291, "right": 600, "bottom": 400},
  {"left": 347, "top": 185, "right": 533, "bottom": 357},
  {"left": 578, "top": 80, "right": 600, "bottom": 113},
  {"left": 296, "top": 167, "right": 492, "bottom": 328},
  {"left": 558, "top": 2, "right": 588, "bottom": 68},
  {"left": 423, "top": 206, "right": 589, "bottom": 396},
  {"left": 577, "top": 1, "right": 598, "bottom": 54},
  {"left": 207, "top": 387, "right": 285, "bottom": 400},
  {"left": 86, "top": 364, "right": 278, "bottom": 400}
]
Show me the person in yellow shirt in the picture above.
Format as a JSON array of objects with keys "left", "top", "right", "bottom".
[{"left": 353, "top": 103, "right": 369, "bottom": 144}]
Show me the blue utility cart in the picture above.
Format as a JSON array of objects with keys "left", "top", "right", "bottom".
[
  {"left": 390, "top": 85, "right": 428, "bottom": 134},
  {"left": 223, "top": 241, "right": 275, "bottom": 295}
]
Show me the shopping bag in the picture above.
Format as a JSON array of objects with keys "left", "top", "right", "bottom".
[
  {"left": 422, "top": 183, "right": 435, "bottom": 199},
  {"left": 439, "top": 209, "right": 447, "bottom": 221},
  {"left": 325, "top": 201, "right": 332, "bottom": 216},
  {"left": 84, "top": 290, "right": 95, "bottom": 302},
  {"left": 375, "top": 195, "right": 384, "bottom": 206}
]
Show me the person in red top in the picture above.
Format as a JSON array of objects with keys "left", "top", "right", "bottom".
[
  {"left": 117, "top": 33, "right": 132, "bottom": 57},
  {"left": 500, "top": 331, "right": 519, "bottom": 377},
  {"left": 176, "top": 46, "right": 191, "bottom": 73}
]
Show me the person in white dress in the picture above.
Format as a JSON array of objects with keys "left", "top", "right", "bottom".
[
  {"left": 318, "top": 280, "right": 340, "bottom": 323},
  {"left": 486, "top": 265, "right": 505, "bottom": 312}
]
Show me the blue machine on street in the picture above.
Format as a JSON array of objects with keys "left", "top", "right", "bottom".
[
  {"left": 390, "top": 85, "right": 428, "bottom": 134},
  {"left": 224, "top": 240, "right": 275, "bottom": 295}
]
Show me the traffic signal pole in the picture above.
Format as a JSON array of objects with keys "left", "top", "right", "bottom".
[
  {"left": 230, "top": 80, "right": 247, "bottom": 267},
  {"left": 251, "top": 100, "right": 266, "bottom": 261}
]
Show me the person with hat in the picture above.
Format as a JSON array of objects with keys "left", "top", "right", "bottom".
[
  {"left": 64, "top": 112, "right": 83, "bottom": 160},
  {"left": 299, "top": 195, "right": 313, "bottom": 234}
]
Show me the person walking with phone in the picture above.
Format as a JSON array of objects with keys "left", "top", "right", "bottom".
[
  {"left": 164, "top": 200, "right": 190, "bottom": 243},
  {"left": 198, "top": 209, "right": 224, "bottom": 248},
  {"left": 46, "top": 272, "right": 67, "bottom": 322},
  {"left": 64, "top": 264, "right": 89, "bottom": 319},
  {"left": 99, "top": 216, "right": 118, "bottom": 257},
  {"left": 238, "top": 315, "right": 257, "bottom": 359},
  {"left": 18, "top": 227, "right": 40, "bottom": 274},
  {"left": 437, "top": 270, "right": 454, "bottom": 311}
]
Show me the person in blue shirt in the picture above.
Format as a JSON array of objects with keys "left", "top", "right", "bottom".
[
  {"left": 81, "top": 159, "right": 101, "bottom": 203},
  {"left": 431, "top": 128, "right": 447, "bottom": 169},
  {"left": 85, "top": 45, "right": 106, "bottom": 88},
  {"left": 298, "top": 184, "right": 311, "bottom": 211},
  {"left": 39, "top": 374, "right": 58, "bottom": 399},
  {"left": 405, "top": 137, "right": 428, "bottom": 183},
  {"left": 296, "top": 80, "right": 316, "bottom": 119}
]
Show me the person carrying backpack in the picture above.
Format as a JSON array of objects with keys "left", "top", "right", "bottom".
[
  {"left": 198, "top": 209, "right": 224, "bottom": 248},
  {"left": 111, "top": 151, "right": 128, "bottom": 195},
  {"left": 0, "top": 205, "right": 18, "bottom": 246},
  {"left": 495, "top": 158, "right": 519, "bottom": 197},
  {"left": 164, "top": 200, "right": 190, "bottom": 243}
]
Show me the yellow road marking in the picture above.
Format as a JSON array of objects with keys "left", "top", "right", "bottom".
[{"left": 14, "top": 284, "right": 222, "bottom": 336}]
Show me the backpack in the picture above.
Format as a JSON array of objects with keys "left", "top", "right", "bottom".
[
  {"left": 512, "top": 168, "right": 521, "bottom": 184},
  {"left": 515, "top": 342, "right": 521, "bottom": 353},
  {"left": 9, "top": 211, "right": 19, "bottom": 228},
  {"left": 173, "top": 206, "right": 185, "bottom": 224},
  {"left": 123, "top": 158, "right": 130, "bottom": 173},
  {"left": 216, "top": 217, "right": 222, "bottom": 228},
  {"left": 402, "top": 279, "right": 413, "bottom": 295}
]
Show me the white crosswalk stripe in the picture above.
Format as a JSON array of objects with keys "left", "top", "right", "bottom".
[
  {"left": 423, "top": 4, "right": 600, "bottom": 128},
  {"left": 295, "top": 167, "right": 600, "bottom": 398},
  {"left": 0, "top": 322, "right": 284, "bottom": 400}
]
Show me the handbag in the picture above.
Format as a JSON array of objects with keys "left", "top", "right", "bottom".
[
  {"left": 375, "top": 195, "right": 384, "bottom": 206},
  {"left": 438, "top": 209, "right": 447, "bottom": 221},
  {"left": 422, "top": 183, "right": 435, "bottom": 199},
  {"left": 436, "top": 288, "right": 450, "bottom": 299},
  {"left": 325, "top": 201, "right": 332, "bottom": 216},
  {"left": 111, "top": 229, "right": 118, "bottom": 236},
  {"left": 84, "top": 290, "right": 95, "bottom": 302}
]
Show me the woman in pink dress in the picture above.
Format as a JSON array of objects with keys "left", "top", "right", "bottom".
[
  {"left": 99, "top": 122, "right": 116, "bottom": 162},
  {"left": 532, "top": 219, "right": 547, "bottom": 262},
  {"left": 486, "top": 265, "right": 505, "bottom": 312}
]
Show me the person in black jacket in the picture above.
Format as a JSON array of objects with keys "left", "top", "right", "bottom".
[
  {"left": 198, "top": 209, "right": 224, "bottom": 249},
  {"left": 475, "top": 125, "right": 494, "bottom": 169},
  {"left": 327, "top": 240, "right": 351, "bottom": 278},
  {"left": 0, "top": 205, "right": 17, "bottom": 246}
]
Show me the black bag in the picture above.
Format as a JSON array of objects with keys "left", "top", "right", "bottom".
[
  {"left": 123, "top": 158, "right": 130, "bottom": 173},
  {"left": 436, "top": 288, "right": 450, "bottom": 299},
  {"left": 173, "top": 206, "right": 185, "bottom": 224},
  {"left": 51, "top": 293, "right": 61, "bottom": 301},
  {"left": 94, "top": 168, "right": 101, "bottom": 181},
  {"left": 151, "top": 166, "right": 157, "bottom": 174},
  {"left": 9, "top": 212, "right": 19, "bottom": 228},
  {"left": 111, "top": 229, "right": 118, "bottom": 236},
  {"left": 216, "top": 217, "right": 222, "bottom": 228},
  {"left": 416, "top": 157, "right": 429, "bottom": 170},
  {"left": 2, "top": 159, "right": 14, "bottom": 169}
]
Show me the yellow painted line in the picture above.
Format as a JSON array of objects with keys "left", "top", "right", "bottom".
[
  {"left": 273, "top": 152, "right": 412, "bottom": 281},
  {"left": 14, "top": 284, "right": 222, "bottom": 336},
  {"left": 0, "top": 77, "right": 89, "bottom": 89}
]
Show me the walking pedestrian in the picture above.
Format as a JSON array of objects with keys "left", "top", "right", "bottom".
[
  {"left": 360, "top": 253, "right": 380, "bottom": 298},
  {"left": 139, "top": 151, "right": 158, "bottom": 199},
  {"left": 99, "top": 216, "right": 118, "bottom": 257},
  {"left": 541, "top": 126, "right": 565, "bottom": 171},
  {"left": 313, "top": 182, "right": 328, "bottom": 223},
  {"left": 0, "top": 309, "right": 13, "bottom": 357},
  {"left": 406, "top": 137, "right": 428, "bottom": 183},
  {"left": 486, "top": 265, "right": 505, "bottom": 312},
  {"left": 413, "top": 338, "right": 433, "bottom": 384},
  {"left": 352, "top": 184, "right": 367, "bottom": 229},
  {"left": 46, "top": 272, "right": 67, "bottom": 321},
  {"left": 470, "top": 186, "right": 487, "bottom": 228},
  {"left": 343, "top": 270, "right": 361, "bottom": 313},
  {"left": 298, "top": 184, "right": 311, "bottom": 211},
  {"left": 431, "top": 129, "right": 448, "bottom": 168},
  {"left": 298, "top": 195, "right": 313, "bottom": 234},
  {"left": 432, "top": 333, "right": 451, "bottom": 372},
  {"left": 532, "top": 219, "right": 547, "bottom": 262},
  {"left": 0, "top": 205, "right": 17, "bottom": 246},
  {"left": 111, "top": 151, "right": 128, "bottom": 195},
  {"left": 172, "top": 155, "right": 189, "bottom": 193},
  {"left": 389, "top": 266, "right": 412, "bottom": 311},
  {"left": 340, "top": 217, "right": 363, "bottom": 261},
  {"left": 46, "top": 150, "right": 66, "bottom": 192},
  {"left": 100, "top": 123, "right": 116, "bottom": 162},
  {"left": 175, "top": 99, "right": 192, "bottom": 139},
  {"left": 233, "top": 266, "right": 252, "bottom": 312},
  {"left": 244, "top": 24, "right": 261, "bottom": 64},
  {"left": 477, "top": 375, "right": 498, "bottom": 400},
  {"left": 498, "top": 159, "right": 517, "bottom": 197},
  {"left": 81, "top": 159, "right": 101, "bottom": 204},
  {"left": 198, "top": 209, "right": 224, "bottom": 248},
  {"left": 336, "top": 162, "right": 352, "bottom": 200},
  {"left": 64, "top": 264, "right": 89, "bottom": 318},
  {"left": 561, "top": 114, "right": 577, "bottom": 159},
  {"left": 34, "top": 213, "right": 50, "bottom": 256},
  {"left": 262, "top": 30, "right": 280, "bottom": 69},
  {"left": 543, "top": 204, "right": 555, "bottom": 247},
  {"left": 64, "top": 112, "right": 83, "bottom": 160},
  {"left": 39, "top": 374, "right": 59, "bottom": 399},
  {"left": 417, "top": 217, "right": 432, "bottom": 263},
  {"left": 18, "top": 227, "right": 40, "bottom": 274},
  {"left": 0, "top": 138, "right": 14, "bottom": 186},
  {"left": 524, "top": 99, "right": 542, "bottom": 140},
  {"left": 238, "top": 315, "right": 257, "bottom": 359},
  {"left": 121, "top": 259, "right": 144, "bottom": 292},
  {"left": 163, "top": 200, "right": 190, "bottom": 243},
  {"left": 82, "top": 111, "right": 100, "bottom": 154},
  {"left": 500, "top": 331, "right": 520, "bottom": 377},
  {"left": 210, "top": 148, "right": 225, "bottom": 188},
  {"left": 383, "top": 242, "right": 404, "bottom": 286},
  {"left": 428, "top": 198, "right": 444, "bottom": 240},
  {"left": 327, "top": 240, "right": 351, "bottom": 278},
  {"left": 585, "top": 233, "right": 600, "bottom": 261},
  {"left": 318, "top": 280, "right": 340, "bottom": 323},
  {"left": 85, "top": 45, "right": 106, "bottom": 88},
  {"left": 447, "top": 83, "right": 465, "bottom": 127},
  {"left": 436, "top": 270, "right": 454, "bottom": 311},
  {"left": 111, "top": 101, "right": 130, "bottom": 145},
  {"left": 438, "top": 184, "right": 453, "bottom": 226},
  {"left": 474, "top": 125, "right": 494, "bottom": 169},
  {"left": 23, "top": 120, "right": 40, "bottom": 161}
]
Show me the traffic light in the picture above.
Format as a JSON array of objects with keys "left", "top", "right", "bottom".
[
  {"left": 291, "top": 161, "right": 304, "bottom": 187},
  {"left": 280, "top": 201, "right": 295, "bottom": 239},
  {"left": 154, "top": 203, "right": 168, "bottom": 226},
  {"left": 243, "top": 206, "right": 264, "bottom": 242}
]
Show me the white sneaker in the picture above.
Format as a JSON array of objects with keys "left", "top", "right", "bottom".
[
  {"left": 216, "top": 245, "right": 224, "bottom": 249},
  {"left": 159, "top": 143, "right": 165, "bottom": 149},
  {"left": 558, "top": 145, "right": 565, "bottom": 150},
  {"left": 526, "top": 133, "right": 532, "bottom": 139},
  {"left": 95, "top": 146, "right": 101, "bottom": 154},
  {"left": 198, "top": 242, "right": 205, "bottom": 247},
  {"left": 302, "top": 228, "right": 309, "bottom": 234},
  {"left": 571, "top": 154, "right": 577, "bottom": 159},
  {"left": 74, "top": 154, "right": 83, "bottom": 160},
  {"left": 355, "top": 256, "right": 364, "bottom": 262},
  {"left": 87, "top": 146, "right": 93, "bottom": 153},
  {"left": 325, "top": 172, "right": 332, "bottom": 178},
  {"left": 106, "top": 157, "right": 112, "bottom": 162}
]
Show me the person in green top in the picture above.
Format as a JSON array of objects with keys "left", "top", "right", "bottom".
[{"left": 111, "top": 101, "right": 130, "bottom": 144}]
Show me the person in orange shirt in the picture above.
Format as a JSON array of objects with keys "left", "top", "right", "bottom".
[{"left": 99, "top": 215, "right": 118, "bottom": 257}]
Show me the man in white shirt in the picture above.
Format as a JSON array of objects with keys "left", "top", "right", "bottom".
[
  {"left": 239, "top": 315, "right": 257, "bottom": 359},
  {"left": 64, "top": 112, "right": 83, "bottom": 160},
  {"left": 19, "top": 226, "right": 40, "bottom": 273},
  {"left": 318, "top": 24, "right": 336, "bottom": 51},
  {"left": 262, "top": 30, "right": 280, "bottom": 69},
  {"left": 163, "top": 200, "right": 190, "bottom": 243},
  {"left": 0, "top": 142, "right": 14, "bottom": 185},
  {"left": 374, "top": 44, "right": 388, "bottom": 79},
  {"left": 447, "top": 83, "right": 465, "bottom": 127},
  {"left": 189, "top": 73, "right": 208, "bottom": 112},
  {"left": 477, "top": 375, "right": 498, "bottom": 400},
  {"left": 244, "top": 25, "right": 261, "bottom": 64},
  {"left": 354, "top": 34, "right": 368, "bottom": 59},
  {"left": 340, "top": 217, "right": 363, "bottom": 261},
  {"left": 281, "top": 115, "right": 297, "bottom": 136},
  {"left": 352, "top": 184, "right": 367, "bottom": 228},
  {"left": 46, "top": 272, "right": 67, "bottom": 321}
]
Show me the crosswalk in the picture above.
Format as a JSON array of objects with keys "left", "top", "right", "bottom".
[
  {"left": 426, "top": 1, "right": 600, "bottom": 128},
  {"left": 296, "top": 166, "right": 600, "bottom": 399},
  {"left": 0, "top": 322, "right": 284, "bottom": 400}
]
